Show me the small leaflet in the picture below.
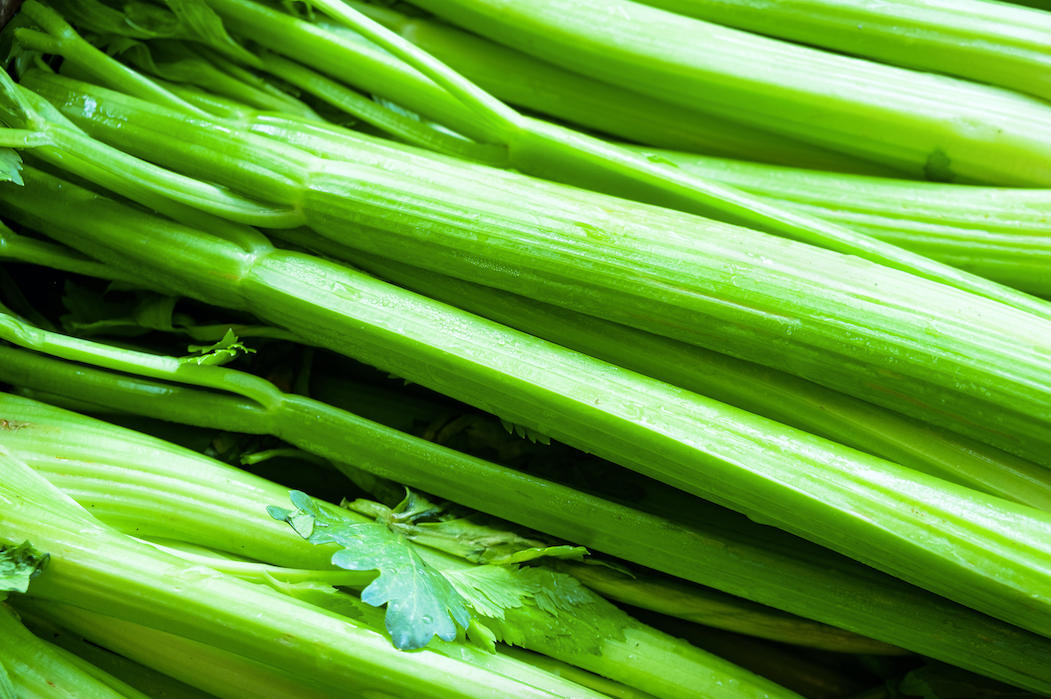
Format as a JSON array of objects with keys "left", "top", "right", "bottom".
[
  {"left": 181, "top": 329, "right": 256, "bottom": 366},
  {"left": 0, "top": 540, "right": 48, "bottom": 601}
]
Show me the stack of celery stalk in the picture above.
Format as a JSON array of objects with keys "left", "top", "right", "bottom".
[{"left": 1, "top": 0, "right": 1050, "bottom": 697}]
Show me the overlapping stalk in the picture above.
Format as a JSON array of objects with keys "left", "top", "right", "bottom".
[
  {"left": 3, "top": 163, "right": 1051, "bottom": 672},
  {"left": 11, "top": 69, "right": 1051, "bottom": 466}
]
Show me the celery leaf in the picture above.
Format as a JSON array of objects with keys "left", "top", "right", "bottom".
[
  {"left": 0, "top": 540, "right": 48, "bottom": 600},
  {"left": 270, "top": 492, "right": 471, "bottom": 650},
  {"left": 181, "top": 329, "right": 255, "bottom": 366}
]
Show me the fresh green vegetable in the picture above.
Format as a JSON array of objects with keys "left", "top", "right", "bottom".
[
  {"left": 318, "top": 0, "right": 901, "bottom": 175},
  {"left": 0, "top": 393, "right": 804, "bottom": 699},
  {"left": 407, "top": 0, "right": 1051, "bottom": 186},
  {"left": 627, "top": 0, "right": 1051, "bottom": 102},
  {"left": 35, "top": 0, "right": 1051, "bottom": 321},
  {"left": 280, "top": 230, "right": 1051, "bottom": 511},
  {"left": 12, "top": 68, "right": 1051, "bottom": 466},
  {"left": 1, "top": 279, "right": 1051, "bottom": 692},
  {"left": 0, "top": 446, "right": 633, "bottom": 699},
  {"left": 628, "top": 149, "right": 1051, "bottom": 297},
  {"left": 5, "top": 161, "right": 1051, "bottom": 659}
]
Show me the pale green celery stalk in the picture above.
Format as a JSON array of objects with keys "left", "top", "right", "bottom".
[
  {"left": 13, "top": 1, "right": 207, "bottom": 117},
  {"left": 254, "top": 50, "right": 512, "bottom": 166},
  {"left": 628, "top": 149, "right": 1051, "bottom": 297},
  {"left": 8, "top": 167, "right": 1051, "bottom": 653},
  {"left": 0, "top": 340, "right": 903, "bottom": 655},
  {"left": 408, "top": 0, "right": 1051, "bottom": 187},
  {"left": 199, "top": 0, "right": 503, "bottom": 144},
  {"left": 115, "top": 40, "right": 321, "bottom": 120},
  {"left": 15, "top": 601, "right": 348, "bottom": 699},
  {"left": 17, "top": 73, "right": 1051, "bottom": 465},
  {"left": 0, "top": 345, "right": 905, "bottom": 656},
  {"left": 19, "top": 611, "right": 221, "bottom": 699},
  {"left": 630, "top": 0, "right": 1051, "bottom": 102},
  {"left": 0, "top": 223, "right": 144, "bottom": 285},
  {"left": 23, "top": 2, "right": 1051, "bottom": 327},
  {"left": 485, "top": 647, "right": 661, "bottom": 699},
  {"left": 194, "top": 0, "right": 1051, "bottom": 317},
  {"left": 331, "top": 1, "right": 899, "bottom": 175},
  {"left": 278, "top": 231, "right": 1051, "bottom": 512},
  {"left": 0, "top": 399, "right": 801, "bottom": 699},
  {"left": 0, "top": 603, "right": 150, "bottom": 699},
  {"left": 0, "top": 85, "right": 301, "bottom": 232},
  {"left": 0, "top": 224, "right": 1050, "bottom": 693},
  {"left": 0, "top": 450, "right": 618, "bottom": 699}
]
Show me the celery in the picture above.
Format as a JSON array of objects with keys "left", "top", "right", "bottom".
[
  {"left": 317, "top": 0, "right": 900, "bottom": 175},
  {"left": 631, "top": 149, "right": 1051, "bottom": 297},
  {"left": 407, "top": 0, "right": 1051, "bottom": 186},
  {"left": 13, "top": 73, "right": 1051, "bottom": 465},
  {"left": 0, "top": 603, "right": 152, "bottom": 699},
  {"left": 38, "top": 0, "right": 1051, "bottom": 320},
  {"left": 279, "top": 231, "right": 1051, "bottom": 512},
  {"left": 2, "top": 211, "right": 1051, "bottom": 693},
  {"left": 628, "top": 0, "right": 1051, "bottom": 102},
  {"left": 1, "top": 318, "right": 1049, "bottom": 685},
  {"left": 0, "top": 448, "right": 625, "bottom": 699},
  {"left": 0, "top": 396, "right": 802, "bottom": 699}
]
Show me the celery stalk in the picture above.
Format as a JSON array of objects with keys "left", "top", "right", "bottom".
[
  {"left": 628, "top": 0, "right": 1051, "bottom": 102},
  {"left": 625, "top": 149, "right": 1051, "bottom": 297},
  {"left": 35, "top": 0, "right": 1051, "bottom": 322},
  {"left": 407, "top": 0, "right": 1051, "bottom": 186},
  {"left": 4, "top": 169, "right": 1051, "bottom": 672},
  {"left": 0, "top": 450, "right": 618, "bottom": 699},
  {"left": 14, "top": 74, "right": 1051, "bottom": 465}
]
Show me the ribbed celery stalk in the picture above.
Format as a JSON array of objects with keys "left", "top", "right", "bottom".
[
  {"left": 17, "top": 610, "right": 222, "bottom": 699},
  {"left": 305, "top": 0, "right": 900, "bottom": 175},
  {"left": 626, "top": 149, "right": 1051, "bottom": 297},
  {"left": 0, "top": 603, "right": 152, "bottom": 699},
  {"left": 283, "top": 239, "right": 1051, "bottom": 511},
  {"left": 408, "top": 0, "right": 1051, "bottom": 186},
  {"left": 0, "top": 345, "right": 917, "bottom": 656},
  {"left": 15, "top": 72, "right": 1051, "bottom": 465},
  {"left": 21, "top": 1, "right": 1051, "bottom": 332},
  {"left": 628, "top": 0, "right": 1051, "bottom": 102},
  {"left": 0, "top": 398, "right": 800, "bottom": 699},
  {"left": 0, "top": 451, "right": 618, "bottom": 699},
  {"left": 4, "top": 167, "right": 1051, "bottom": 666}
]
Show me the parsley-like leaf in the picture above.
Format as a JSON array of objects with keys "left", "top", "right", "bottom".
[
  {"left": 181, "top": 329, "right": 255, "bottom": 366},
  {"left": 0, "top": 540, "right": 48, "bottom": 601},
  {"left": 270, "top": 492, "right": 471, "bottom": 650}
]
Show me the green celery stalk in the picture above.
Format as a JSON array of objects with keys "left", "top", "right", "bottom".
[
  {"left": 630, "top": 149, "right": 1051, "bottom": 297},
  {"left": 0, "top": 343, "right": 912, "bottom": 657},
  {"left": 17, "top": 610, "right": 223, "bottom": 699},
  {"left": 2, "top": 174, "right": 1051, "bottom": 693},
  {"left": 627, "top": 0, "right": 1051, "bottom": 102},
  {"left": 43, "top": 0, "right": 1051, "bottom": 320},
  {"left": 0, "top": 602, "right": 151, "bottom": 699},
  {"left": 110, "top": 40, "right": 321, "bottom": 120},
  {"left": 0, "top": 449, "right": 621, "bottom": 699},
  {"left": 276, "top": 230, "right": 1051, "bottom": 512},
  {"left": 15, "top": 73, "right": 1051, "bottom": 464},
  {"left": 277, "top": 0, "right": 900, "bottom": 175},
  {"left": 0, "top": 398, "right": 802, "bottom": 699},
  {"left": 1, "top": 331, "right": 1048, "bottom": 682},
  {"left": 14, "top": 601, "right": 355, "bottom": 699},
  {"left": 406, "top": 0, "right": 1051, "bottom": 186}
]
